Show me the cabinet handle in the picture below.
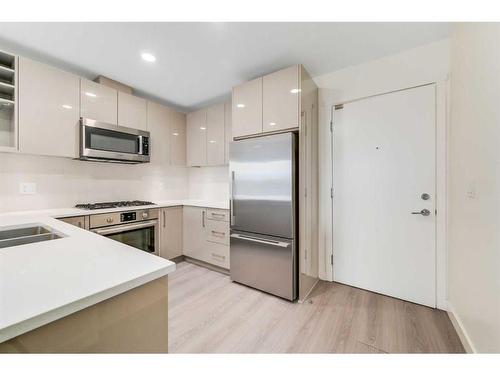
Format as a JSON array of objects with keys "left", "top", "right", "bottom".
[
  {"left": 163, "top": 210, "right": 166, "bottom": 228},
  {"left": 202, "top": 210, "right": 206, "bottom": 227},
  {"left": 211, "top": 230, "right": 225, "bottom": 237},
  {"left": 211, "top": 213, "right": 225, "bottom": 218},
  {"left": 211, "top": 253, "right": 226, "bottom": 259}
]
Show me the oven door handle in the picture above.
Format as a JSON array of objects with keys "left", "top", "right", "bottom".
[{"left": 92, "top": 220, "right": 157, "bottom": 236}]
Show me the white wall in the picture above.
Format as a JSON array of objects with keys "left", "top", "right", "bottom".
[
  {"left": 314, "top": 38, "right": 450, "bottom": 102},
  {"left": 448, "top": 23, "right": 500, "bottom": 353},
  {"left": 188, "top": 166, "right": 229, "bottom": 202},
  {"left": 0, "top": 153, "right": 189, "bottom": 212}
]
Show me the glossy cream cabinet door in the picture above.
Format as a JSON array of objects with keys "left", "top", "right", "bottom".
[
  {"left": 182, "top": 206, "right": 207, "bottom": 259},
  {"left": 263, "top": 65, "right": 299, "bottom": 133},
  {"left": 170, "top": 110, "right": 186, "bottom": 166},
  {"left": 18, "top": 57, "right": 80, "bottom": 157},
  {"left": 160, "top": 207, "right": 183, "bottom": 260},
  {"left": 118, "top": 91, "right": 147, "bottom": 130},
  {"left": 232, "top": 77, "right": 262, "bottom": 138},
  {"left": 206, "top": 102, "right": 225, "bottom": 166},
  {"left": 81, "top": 79, "right": 117, "bottom": 124},
  {"left": 224, "top": 100, "right": 232, "bottom": 164},
  {"left": 147, "top": 101, "right": 170, "bottom": 165},
  {"left": 186, "top": 109, "right": 207, "bottom": 166}
]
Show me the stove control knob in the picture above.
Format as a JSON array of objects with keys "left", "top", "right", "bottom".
[
  {"left": 142, "top": 211, "right": 149, "bottom": 219},
  {"left": 106, "top": 218, "right": 113, "bottom": 224}
]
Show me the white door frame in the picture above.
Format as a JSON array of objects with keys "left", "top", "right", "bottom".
[{"left": 318, "top": 80, "right": 449, "bottom": 310}]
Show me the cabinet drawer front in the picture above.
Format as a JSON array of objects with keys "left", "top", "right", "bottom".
[
  {"left": 206, "top": 241, "right": 229, "bottom": 269},
  {"left": 206, "top": 219, "right": 229, "bottom": 245},
  {"left": 206, "top": 209, "right": 229, "bottom": 222}
]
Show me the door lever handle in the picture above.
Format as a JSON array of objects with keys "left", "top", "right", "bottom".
[{"left": 411, "top": 209, "right": 431, "bottom": 216}]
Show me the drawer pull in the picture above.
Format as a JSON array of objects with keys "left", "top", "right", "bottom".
[
  {"left": 211, "top": 230, "right": 226, "bottom": 237},
  {"left": 211, "top": 213, "right": 225, "bottom": 218},
  {"left": 211, "top": 253, "right": 226, "bottom": 259}
]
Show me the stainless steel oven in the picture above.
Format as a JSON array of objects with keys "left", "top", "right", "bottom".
[
  {"left": 80, "top": 117, "right": 150, "bottom": 163},
  {"left": 90, "top": 209, "right": 159, "bottom": 256}
]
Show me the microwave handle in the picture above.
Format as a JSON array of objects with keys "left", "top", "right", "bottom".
[{"left": 138, "top": 135, "right": 144, "bottom": 155}]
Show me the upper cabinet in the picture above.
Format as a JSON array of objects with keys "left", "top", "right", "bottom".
[
  {"left": 232, "top": 65, "right": 300, "bottom": 139},
  {"left": 206, "top": 102, "right": 225, "bottom": 166},
  {"left": 18, "top": 57, "right": 80, "bottom": 158},
  {"left": 186, "top": 101, "right": 230, "bottom": 167},
  {"left": 224, "top": 100, "right": 231, "bottom": 164},
  {"left": 147, "top": 101, "right": 170, "bottom": 166},
  {"left": 232, "top": 77, "right": 262, "bottom": 139},
  {"left": 262, "top": 65, "right": 299, "bottom": 133},
  {"left": 118, "top": 91, "right": 147, "bottom": 131},
  {"left": 186, "top": 109, "right": 207, "bottom": 166},
  {"left": 81, "top": 79, "right": 117, "bottom": 124},
  {"left": 170, "top": 110, "right": 187, "bottom": 166}
]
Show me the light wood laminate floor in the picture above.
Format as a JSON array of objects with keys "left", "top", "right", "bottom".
[{"left": 169, "top": 262, "right": 464, "bottom": 353}]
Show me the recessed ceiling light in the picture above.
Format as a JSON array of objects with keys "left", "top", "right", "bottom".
[
  {"left": 236, "top": 103, "right": 245, "bottom": 108},
  {"left": 209, "top": 140, "right": 216, "bottom": 143},
  {"left": 61, "top": 104, "right": 73, "bottom": 109},
  {"left": 200, "top": 127, "right": 206, "bottom": 130},
  {"left": 290, "top": 89, "right": 301, "bottom": 94},
  {"left": 269, "top": 122, "right": 276, "bottom": 126},
  {"left": 141, "top": 52, "right": 156, "bottom": 63},
  {"left": 85, "top": 92, "right": 97, "bottom": 98},
  {"left": 172, "top": 132, "right": 179, "bottom": 136}
]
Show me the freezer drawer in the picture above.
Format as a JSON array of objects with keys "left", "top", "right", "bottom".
[{"left": 230, "top": 230, "right": 296, "bottom": 300}]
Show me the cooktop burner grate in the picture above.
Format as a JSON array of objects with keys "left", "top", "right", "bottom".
[{"left": 75, "top": 200, "right": 155, "bottom": 210}]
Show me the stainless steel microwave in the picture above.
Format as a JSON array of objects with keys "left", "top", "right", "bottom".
[{"left": 79, "top": 118, "right": 150, "bottom": 164}]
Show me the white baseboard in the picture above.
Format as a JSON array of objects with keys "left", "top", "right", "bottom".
[{"left": 447, "top": 302, "right": 476, "bottom": 353}]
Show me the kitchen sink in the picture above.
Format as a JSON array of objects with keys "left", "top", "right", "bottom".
[{"left": 0, "top": 224, "right": 64, "bottom": 249}]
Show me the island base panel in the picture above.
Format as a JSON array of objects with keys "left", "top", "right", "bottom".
[{"left": 0, "top": 276, "right": 168, "bottom": 353}]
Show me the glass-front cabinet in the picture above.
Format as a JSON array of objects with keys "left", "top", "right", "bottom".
[{"left": 0, "top": 50, "right": 17, "bottom": 150}]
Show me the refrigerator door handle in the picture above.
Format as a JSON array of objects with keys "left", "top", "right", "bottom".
[
  {"left": 230, "top": 233, "right": 290, "bottom": 248},
  {"left": 230, "top": 171, "right": 235, "bottom": 226}
]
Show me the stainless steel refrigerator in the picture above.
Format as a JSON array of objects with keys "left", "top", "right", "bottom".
[{"left": 229, "top": 132, "right": 297, "bottom": 301}]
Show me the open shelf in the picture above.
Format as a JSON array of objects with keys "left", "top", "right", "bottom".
[{"left": 0, "top": 49, "right": 16, "bottom": 150}]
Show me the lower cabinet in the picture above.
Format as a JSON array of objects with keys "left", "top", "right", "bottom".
[
  {"left": 159, "top": 207, "right": 183, "bottom": 260},
  {"left": 58, "top": 215, "right": 89, "bottom": 230},
  {"left": 182, "top": 206, "right": 229, "bottom": 269}
]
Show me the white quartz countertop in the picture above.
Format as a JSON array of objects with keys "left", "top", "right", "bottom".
[
  {"left": 0, "top": 213, "right": 179, "bottom": 344},
  {"left": 0, "top": 199, "right": 228, "bottom": 343},
  {"left": 1, "top": 199, "right": 229, "bottom": 219}
]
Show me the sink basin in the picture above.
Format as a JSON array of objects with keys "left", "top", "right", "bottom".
[{"left": 0, "top": 224, "right": 65, "bottom": 249}]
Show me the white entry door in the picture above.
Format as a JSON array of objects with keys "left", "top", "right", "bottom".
[{"left": 333, "top": 84, "right": 436, "bottom": 307}]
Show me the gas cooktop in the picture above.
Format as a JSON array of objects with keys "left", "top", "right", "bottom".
[{"left": 75, "top": 200, "right": 156, "bottom": 210}]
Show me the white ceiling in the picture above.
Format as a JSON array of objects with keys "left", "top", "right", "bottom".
[{"left": 0, "top": 23, "right": 450, "bottom": 111}]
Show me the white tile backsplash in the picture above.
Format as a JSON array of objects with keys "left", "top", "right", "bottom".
[
  {"left": 188, "top": 166, "right": 229, "bottom": 202},
  {"left": 0, "top": 152, "right": 189, "bottom": 212}
]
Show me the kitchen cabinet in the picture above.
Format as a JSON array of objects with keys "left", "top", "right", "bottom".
[
  {"left": 262, "top": 65, "right": 299, "bottom": 133},
  {"left": 18, "top": 57, "right": 80, "bottom": 158},
  {"left": 206, "top": 102, "right": 225, "bottom": 166},
  {"left": 170, "top": 110, "right": 186, "bottom": 166},
  {"left": 232, "top": 77, "right": 262, "bottom": 138},
  {"left": 147, "top": 101, "right": 170, "bottom": 166},
  {"left": 182, "top": 206, "right": 207, "bottom": 260},
  {"left": 186, "top": 109, "right": 207, "bottom": 166},
  {"left": 81, "top": 79, "right": 117, "bottom": 124},
  {"left": 160, "top": 207, "right": 183, "bottom": 260},
  {"left": 224, "top": 100, "right": 232, "bottom": 164},
  {"left": 118, "top": 91, "right": 147, "bottom": 131},
  {"left": 58, "top": 215, "right": 89, "bottom": 230},
  {"left": 182, "top": 206, "right": 230, "bottom": 269}
]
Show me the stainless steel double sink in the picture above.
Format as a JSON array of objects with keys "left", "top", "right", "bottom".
[{"left": 0, "top": 224, "right": 65, "bottom": 249}]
